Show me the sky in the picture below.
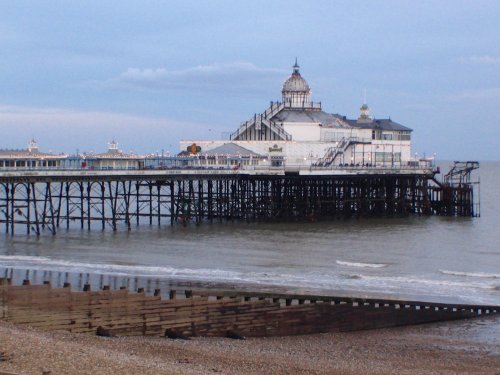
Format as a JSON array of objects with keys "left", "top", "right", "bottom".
[{"left": 0, "top": 0, "right": 499, "bottom": 160}]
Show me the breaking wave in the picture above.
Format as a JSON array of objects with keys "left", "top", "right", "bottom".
[
  {"left": 0, "top": 255, "right": 52, "bottom": 262},
  {"left": 336, "top": 260, "right": 387, "bottom": 268},
  {"left": 357, "top": 274, "right": 498, "bottom": 291},
  {"left": 439, "top": 270, "right": 500, "bottom": 279}
]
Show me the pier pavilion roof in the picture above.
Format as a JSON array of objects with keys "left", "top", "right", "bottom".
[
  {"left": 83, "top": 151, "right": 144, "bottom": 160},
  {"left": 0, "top": 148, "right": 67, "bottom": 159},
  {"left": 200, "top": 143, "right": 262, "bottom": 157},
  {"left": 271, "top": 110, "right": 351, "bottom": 128},
  {"left": 82, "top": 141, "right": 144, "bottom": 160},
  {"left": 345, "top": 118, "right": 412, "bottom": 132},
  {"left": 269, "top": 109, "right": 412, "bottom": 132}
]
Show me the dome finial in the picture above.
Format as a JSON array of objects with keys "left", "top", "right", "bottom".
[{"left": 293, "top": 58, "right": 300, "bottom": 75}]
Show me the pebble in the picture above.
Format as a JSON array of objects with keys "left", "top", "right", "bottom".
[{"left": 0, "top": 319, "right": 498, "bottom": 375}]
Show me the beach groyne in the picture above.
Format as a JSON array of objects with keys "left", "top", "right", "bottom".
[{"left": 1, "top": 278, "right": 497, "bottom": 338}]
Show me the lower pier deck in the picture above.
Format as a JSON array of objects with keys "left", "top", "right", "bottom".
[{"left": 0, "top": 167, "right": 476, "bottom": 235}]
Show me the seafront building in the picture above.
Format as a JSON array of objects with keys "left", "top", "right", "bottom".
[
  {"left": 0, "top": 140, "right": 67, "bottom": 170},
  {"left": 180, "top": 61, "right": 415, "bottom": 170},
  {"left": 0, "top": 140, "right": 146, "bottom": 171},
  {"left": 77, "top": 141, "right": 144, "bottom": 170}
]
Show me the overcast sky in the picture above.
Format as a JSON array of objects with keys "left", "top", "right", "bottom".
[{"left": 0, "top": 1, "right": 499, "bottom": 160}]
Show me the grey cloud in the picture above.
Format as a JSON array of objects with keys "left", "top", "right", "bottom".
[{"left": 104, "top": 62, "right": 287, "bottom": 93}]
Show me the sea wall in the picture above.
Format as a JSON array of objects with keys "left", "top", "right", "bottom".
[{"left": 0, "top": 278, "right": 497, "bottom": 338}]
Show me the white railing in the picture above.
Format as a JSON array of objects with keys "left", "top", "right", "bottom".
[
  {"left": 282, "top": 101, "right": 321, "bottom": 110},
  {"left": 0, "top": 163, "right": 435, "bottom": 179},
  {"left": 314, "top": 137, "right": 374, "bottom": 167},
  {"left": 314, "top": 137, "right": 349, "bottom": 166},
  {"left": 230, "top": 102, "right": 292, "bottom": 141},
  {"left": 262, "top": 102, "right": 285, "bottom": 119}
]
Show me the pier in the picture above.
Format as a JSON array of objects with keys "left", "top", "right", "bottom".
[{"left": 0, "top": 164, "right": 478, "bottom": 235}]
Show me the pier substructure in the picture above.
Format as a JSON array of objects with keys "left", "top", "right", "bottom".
[{"left": 0, "top": 170, "right": 475, "bottom": 235}]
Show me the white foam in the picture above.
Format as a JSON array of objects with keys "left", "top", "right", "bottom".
[
  {"left": 0, "top": 257, "right": 264, "bottom": 283},
  {"left": 1, "top": 256, "right": 498, "bottom": 305},
  {"left": 358, "top": 274, "right": 498, "bottom": 291},
  {"left": 439, "top": 270, "right": 500, "bottom": 279},
  {"left": 336, "top": 260, "right": 387, "bottom": 268},
  {"left": 0, "top": 255, "right": 52, "bottom": 262}
]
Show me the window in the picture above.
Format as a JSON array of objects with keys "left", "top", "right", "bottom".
[
  {"left": 382, "top": 133, "right": 393, "bottom": 140},
  {"left": 394, "top": 131, "right": 411, "bottom": 141}
]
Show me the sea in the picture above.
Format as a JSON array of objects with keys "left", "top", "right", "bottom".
[{"left": 1, "top": 161, "right": 499, "bottom": 344}]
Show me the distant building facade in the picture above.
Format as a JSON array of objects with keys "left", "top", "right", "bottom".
[
  {"left": 0, "top": 140, "right": 67, "bottom": 170},
  {"left": 0, "top": 140, "right": 146, "bottom": 171},
  {"left": 78, "top": 141, "right": 144, "bottom": 170}
]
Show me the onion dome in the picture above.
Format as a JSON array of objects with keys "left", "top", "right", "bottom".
[
  {"left": 282, "top": 59, "right": 311, "bottom": 107},
  {"left": 282, "top": 59, "right": 310, "bottom": 93}
]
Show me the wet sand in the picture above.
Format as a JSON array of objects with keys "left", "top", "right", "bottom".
[{"left": 1, "top": 317, "right": 498, "bottom": 375}]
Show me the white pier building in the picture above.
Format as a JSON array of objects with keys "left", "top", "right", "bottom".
[
  {"left": 181, "top": 61, "right": 416, "bottom": 169},
  {"left": 0, "top": 140, "right": 67, "bottom": 170}
]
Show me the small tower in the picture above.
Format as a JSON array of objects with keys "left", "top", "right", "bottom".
[
  {"left": 107, "top": 140, "right": 120, "bottom": 154},
  {"left": 357, "top": 103, "right": 372, "bottom": 123},
  {"left": 28, "top": 139, "right": 39, "bottom": 153}
]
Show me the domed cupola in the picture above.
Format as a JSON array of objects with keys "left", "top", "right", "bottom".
[
  {"left": 282, "top": 59, "right": 311, "bottom": 108},
  {"left": 357, "top": 102, "right": 372, "bottom": 123}
]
